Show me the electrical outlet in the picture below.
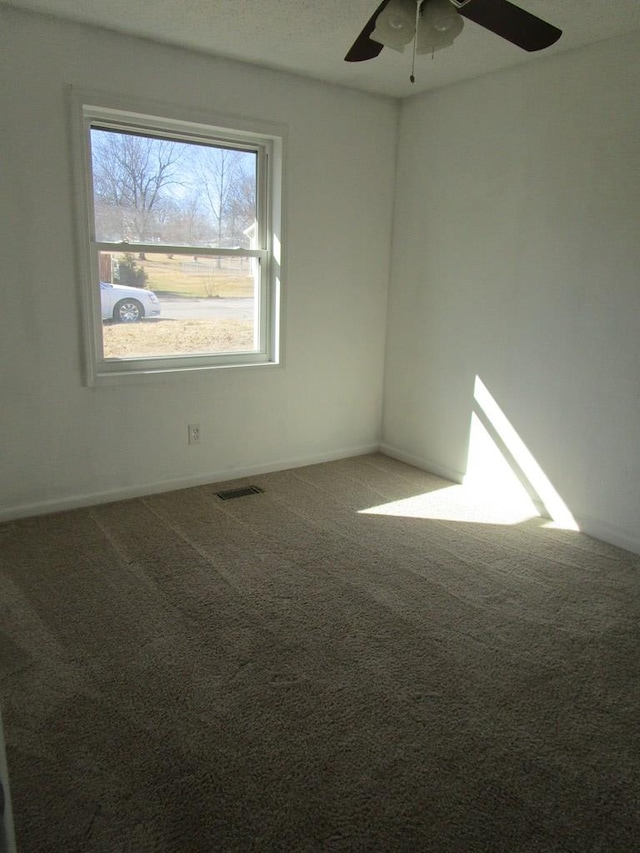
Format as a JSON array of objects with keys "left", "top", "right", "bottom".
[{"left": 188, "top": 423, "right": 201, "bottom": 445}]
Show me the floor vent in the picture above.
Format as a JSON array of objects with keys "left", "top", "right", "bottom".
[{"left": 216, "top": 485, "right": 264, "bottom": 501}]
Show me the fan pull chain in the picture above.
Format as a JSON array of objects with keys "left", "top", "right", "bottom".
[{"left": 410, "top": 0, "right": 425, "bottom": 83}]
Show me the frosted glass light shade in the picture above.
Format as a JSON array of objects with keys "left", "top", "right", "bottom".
[
  {"left": 371, "top": 0, "right": 417, "bottom": 53},
  {"left": 416, "top": 0, "right": 464, "bottom": 54},
  {"left": 371, "top": 0, "right": 464, "bottom": 55}
]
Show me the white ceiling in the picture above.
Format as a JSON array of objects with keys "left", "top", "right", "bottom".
[{"left": 3, "top": 0, "right": 640, "bottom": 98}]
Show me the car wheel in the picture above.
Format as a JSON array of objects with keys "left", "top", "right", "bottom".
[{"left": 113, "top": 299, "right": 144, "bottom": 323}]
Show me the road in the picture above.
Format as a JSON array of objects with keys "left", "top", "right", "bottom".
[{"left": 158, "top": 297, "right": 253, "bottom": 321}]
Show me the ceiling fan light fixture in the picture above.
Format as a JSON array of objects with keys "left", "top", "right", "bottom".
[
  {"left": 416, "top": 0, "right": 464, "bottom": 54},
  {"left": 371, "top": 0, "right": 416, "bottom": 52},
  {"left": 345, "top": 0, "right": 561, "bottom": 65}
]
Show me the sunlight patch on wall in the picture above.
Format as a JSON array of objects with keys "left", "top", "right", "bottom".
[
  {"left": 273, "top": 233, "right": 282, "bottom": 266},
  {"left": 467, "top": 376, "right": 578, "bottom": 531},
  {"left": 361, "top": 376, "right": 578, "bottom": 529},
  {"left": 465, "top": 410, "right": 534, "bottom": 503}
]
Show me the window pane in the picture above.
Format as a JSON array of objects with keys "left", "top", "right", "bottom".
[
  {"left": 99, "top": 251, "right": 258, "bottom": 359},
  {"left": 90, "top": 128, "right": 258, "bottom": 248}
]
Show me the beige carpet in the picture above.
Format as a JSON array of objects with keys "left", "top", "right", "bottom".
[{"left": 1, "top": 453, "right": 639, "bottom": 852}]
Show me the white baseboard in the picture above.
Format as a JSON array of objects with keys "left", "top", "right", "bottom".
[
  {"left": 4, "top": 442, "right": 639, "bottom": 558},
  {"left": 379, "top": 443, "right": 465, "bottom": 484},
  {"left": 572, "top": 513, "right": 640, "bottom": 557},
  {"left": 0, "top": 443, "right": 379, "bottom": 523}
]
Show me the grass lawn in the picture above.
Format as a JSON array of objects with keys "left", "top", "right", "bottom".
[
  {"left": 103, "top": 318, "right": 254, "bottom": 358},
  {"left": 114, "top": 254, "right": 255, "bottom": 299}
]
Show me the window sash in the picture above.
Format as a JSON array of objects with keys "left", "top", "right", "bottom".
[
  {"left": 86, "top": 120, "right": 270, "bottom": 253},
  {"left": 88, "top": 248, "right": 271, "bottom": 373},
  {"left": 94, "top": 242, "right": 268, "bottom": 260}
]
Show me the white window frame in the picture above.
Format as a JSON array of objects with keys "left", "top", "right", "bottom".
[{"left": 71, "top": 90, "right": 284, "bottom": 385}]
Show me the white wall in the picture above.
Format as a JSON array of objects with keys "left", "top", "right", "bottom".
[
  {"left": 0, "top": 7, "right": 397, "bottom": 518},
  {"left": 383, "top": 33, "right": 640, "bottom": 553}
]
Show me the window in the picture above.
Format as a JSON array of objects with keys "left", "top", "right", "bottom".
[{"left": 73, "top": 95, "right": 283, "bottom": 383}]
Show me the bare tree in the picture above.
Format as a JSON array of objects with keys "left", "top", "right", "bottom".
[
  {"left": 91, "top": 130, "right": 185, "bottom": 246},
  {"left": 175, "top": 190, "right": 208, "bottom": 244},
  {"left": 228, "top": 171, "right": 257, "bottom": 247},
  {"left": 91, "top": 130, "right": 256, "bottom": 257},
  {"left": 193, "top": 146, "right": 256, "bottom": 249}
]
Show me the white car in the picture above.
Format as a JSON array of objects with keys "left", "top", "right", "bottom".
[{"left": 100, "top": 281, "right": 161, "bottom": 323}]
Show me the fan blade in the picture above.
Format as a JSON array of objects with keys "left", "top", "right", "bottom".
[
  {"left": 345, "top": 0, "right": 392, "bottom": 62},
  {"left": 457, "top": 0, "right": 561, "bottom": 51}
]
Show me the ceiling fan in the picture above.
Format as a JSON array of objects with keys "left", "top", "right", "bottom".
[{"left": 345, "top": 0, "right": 562, "bottom": 69}]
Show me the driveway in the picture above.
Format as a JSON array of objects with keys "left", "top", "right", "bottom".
[{"left": 158, "top": 297, "right": 253, "bottom": 321}]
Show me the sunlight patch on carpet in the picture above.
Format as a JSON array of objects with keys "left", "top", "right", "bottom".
[{"left": 359, "top": 483, "right": 540, "bottom": 525}]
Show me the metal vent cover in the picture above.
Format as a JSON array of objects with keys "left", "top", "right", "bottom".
[{"left": 216, "top": 485, "right": 264, "bottom": 501}]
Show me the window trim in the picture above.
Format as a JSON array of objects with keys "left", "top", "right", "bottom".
[{"left": 70, "top": 89, "right": 284, "bottom": 385}]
